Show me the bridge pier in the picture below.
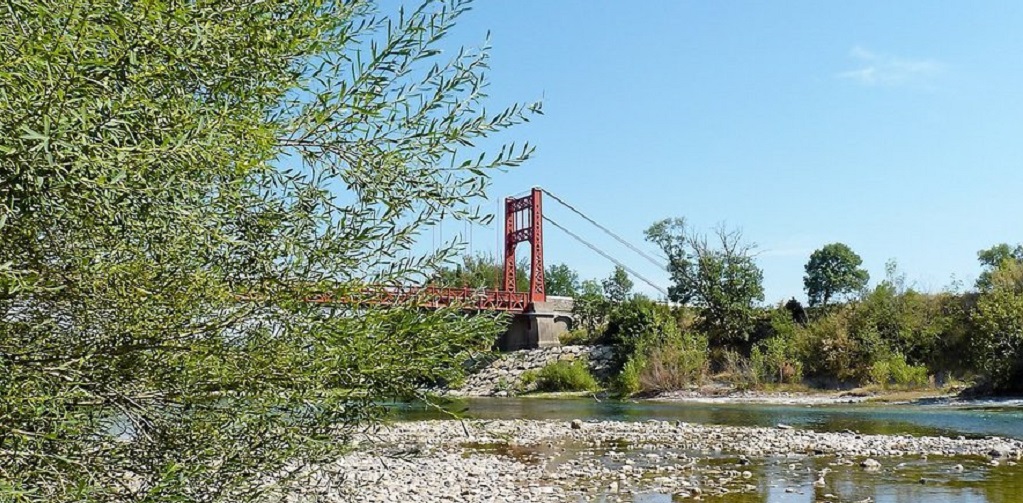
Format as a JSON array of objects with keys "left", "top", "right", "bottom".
[{"left": 497, "top": 301, "right": 571, "bottom": 351}]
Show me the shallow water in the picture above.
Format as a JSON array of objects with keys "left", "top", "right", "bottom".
[
  {"left": 393, "top": 398, "right": 1023, "bottom": 501},
  {"left": 395, "top": 397, "right": 1023, "bottom": 440},
  {"left": 626, "top": 456, "right": 1023, "bottom": 503}
]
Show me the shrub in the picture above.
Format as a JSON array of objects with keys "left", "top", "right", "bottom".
[
  {"left": 614, "top": 356, "right": 644, "bottom": 396},
  {"left": 719, "top": 349, "right": 756, "bottom": 390},
  {"left": 518, "top": 369, "right": 538, "bottom": 392},
  {"left": 639, "top": 334, "right": 709, "bottom": 393},
  {"left": 749, "top": 309, "right": 804, "bottom": 385},
  {"left": 869, "top": 353, "right": 929, "bottom": 388},
  {"left": 573, "top": 280, "right": 611, "bottom": 338},
  {"left": 868, "top": 359, "right": 891, "bottom": 387},
  {"left": 889, "top": 354, "right": 929, "bottom": 387},
  {"left": 614, "top": 332, "right": 708, "bottom": 396},
  {"left": 531, "top": 360, "right": 600, "bottom": 392},
  {"left": 796, "top": 307, "right": 863, "bottom": 382},
  {"left": 605, "top": 296, "right": 681, "bottom": 367},
  {"left": 971, "top": 285, "right": 1023, "bottom": 392},
  {"left": 751, "top": 339, "right": 803, "bottom": 385}
]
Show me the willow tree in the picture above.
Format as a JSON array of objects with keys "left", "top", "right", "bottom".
[{"left": 0, "top": 0, "right": 539, "bottom": 501}]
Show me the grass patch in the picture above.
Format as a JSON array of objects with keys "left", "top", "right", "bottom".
[{"left": 529, "top": 360, "right": 600, "bottom": 392}]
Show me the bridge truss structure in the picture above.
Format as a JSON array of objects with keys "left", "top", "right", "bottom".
[{"left": 336, "top": 186, "right": 667, "bottom": 314}]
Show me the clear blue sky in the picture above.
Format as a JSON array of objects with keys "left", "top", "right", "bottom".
[{"left": 417, "top": 1, "right": 1023, "bottom": 303}]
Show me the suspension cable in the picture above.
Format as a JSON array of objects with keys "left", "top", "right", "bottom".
[
  {"left": 541, "top": 189, "right": 669, "bottom": 268},
  {"left": 543, "top": 215, "right": 669, "bottom": 297}
]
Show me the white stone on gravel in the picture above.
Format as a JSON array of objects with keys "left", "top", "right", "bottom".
[{"left": 280, "top": 419, "right": 1023, "bottom": 502}]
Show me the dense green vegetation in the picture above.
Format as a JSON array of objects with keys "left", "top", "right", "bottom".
[
  {"left": 561, "top": 231, "right": 1023, "bottom": 397},
  {"left": 0, "top": 0, "right": 538, "bottom": 501}
]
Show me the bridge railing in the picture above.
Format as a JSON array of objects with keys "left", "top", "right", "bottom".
[{"left": 310, "top": 285, "right": 530, "bottom": 312}]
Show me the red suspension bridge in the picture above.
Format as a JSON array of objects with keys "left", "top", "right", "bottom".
[{"left": 349, "top": 187, "right": 669, "bottom": 314}]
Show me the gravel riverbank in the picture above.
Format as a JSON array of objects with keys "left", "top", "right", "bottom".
[{"left": 287, "top": 419, "right": 1023, "bottom": 502}]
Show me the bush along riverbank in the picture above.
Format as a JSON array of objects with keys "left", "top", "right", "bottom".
[
  {"left": 440, "top": 239, "right": 1023, "bottom": 400},
  {"left": 443, "top": 294, "right": 973, "bottom": 401},
  {"left": 451, "top": 237, "right": 1023, "bottom": 399},
  {"left": 286, "top": 419, "right": 1023, "bottom": 502},
  {"left": 510, "top": 265, "right": 1021, "bottom": 399},
  {"left": 444, "top": 345, "right": 950, "bottom": 404}
]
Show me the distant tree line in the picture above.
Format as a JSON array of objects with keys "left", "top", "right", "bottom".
[{"left": 478, "top": 215, "right": 1023, "bottom": 396}]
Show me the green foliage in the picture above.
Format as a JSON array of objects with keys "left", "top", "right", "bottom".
[
  {"left": 781, "top": 267, "right": 966, "bottom": 387},
  {"left": 803, "top": 243, "right": 869, "bottom": 307},
  {"left": 720, "top": 349, "right": 757, "bottom": 390},
  {"left": 545, "top": 263, "right": 580, "bottom": 297},
  {"left": 844, "top": 261, "right": 968, "bottom": 371},
  {"left": 791, "top": 306, "right": 873, "bottom": 383},
  {"left": 587, "top": 241, "right": 1023, "bottom": 393},
  {"left": 868, "top": 353, "right": 929, "bottom": 389},
  {"left": 602, "top": 265, "right": 634, "bottom": 304},
  {"left": 645, "top": 219, "right": 764, "bottom": 344},
  {"left": 531, "top": 360, "right": 600, "bottom": 392},
  {"left": 867, "top": 358, "right": 892, "bottom": 387},
  {"left": 614, "top": 357, "right": 644, "bottom": 396},
  {"left": 436, "top": 254, "right": 528, "bottom": 291},
  {"left": 519, "top": 369, "right": 539, "bottom": 389},
  {"left": 0, "top": 1, "right": 539, "bottom": 501},
  {"left": 601, "top": 296, "right": 708, "bottom": 396},
  {"left": 605, "top": 296, "right": 680, "bottom": 360},
  {"left": 976, "top": 243, "right": 1023, "bottom": 291},
  {"left": 614, "top": 333, "right": 709, "bottom": 396},
  {"left": 586, "top": 242, "right": 1023, "bottom": 393},
  {"left": 971, "top": 270, "right": 1023, "bottom": 391},
  {"left": 573, "top": 279, "right": 610, "bottom": 338},
  {"left": 495, "top": 376, "right": 511, "bottom": 392},
  {"left": 750, "top": 310, "right": 804, "bottom": 384},
  {"left": 888, "top": 355, "right": 929, "bottom": 387}
]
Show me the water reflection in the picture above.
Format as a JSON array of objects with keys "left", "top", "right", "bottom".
[{"left": 611, "top": 455, "right": 1022, "bottom": 503}]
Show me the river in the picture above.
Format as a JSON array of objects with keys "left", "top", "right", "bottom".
[
  {"left": 395, "top": 397, "right": 1023, "bottom": 440},
  {"left": 388, "top": 397, "right": 1023, "bottom": 502}
]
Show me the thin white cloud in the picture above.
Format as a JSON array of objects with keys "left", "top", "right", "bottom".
[{"left": 837, "top": 46, "right": 944, "bottom": 87}]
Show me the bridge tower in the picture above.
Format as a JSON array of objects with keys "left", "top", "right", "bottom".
[
  {"left": 503, "top": 187, "right": 545, "bottom": 304},
  {"left": 499, "top": 187, "right": 565, "bottom": 350}
]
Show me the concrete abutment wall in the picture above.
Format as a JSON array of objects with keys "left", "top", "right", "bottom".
[{"left": 497, "top": 297, "right": 574, "bottom": 351}]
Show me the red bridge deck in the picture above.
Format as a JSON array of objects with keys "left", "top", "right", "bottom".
[{"left": 312, "top": 285, "right": 530, "bottom": 312}]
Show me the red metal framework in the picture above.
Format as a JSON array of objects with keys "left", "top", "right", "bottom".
[
  {"left": 313, "top": 286, "right": 530, "bottom": 312},
  {"left": 504, "top": 188, "right": 545, "bottom": 304},
  {"left": 302, "top": 188, "right": 546, "bottom": 313}
]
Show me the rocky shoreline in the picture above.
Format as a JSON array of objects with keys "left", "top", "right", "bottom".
[
  {"left": 446, "top": 345, "right": 615, "bottom": 397},
  {"left": 443, "top": 346, "right": 966, "bottom": 406},
  {"left": 651, "top": 389, "right": 874, "bottom": 405},
  {"left": 287, "top": 419, "right": 1023, "bottom": 502}
]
